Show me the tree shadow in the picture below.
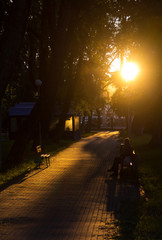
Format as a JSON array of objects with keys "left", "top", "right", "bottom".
[
  {"left": 0, "top": 131, "right": 140, "bottom": 239},
  {"left": 0, "top": 166, "right": 47, "bottom": 192},
  {"left": 105, "top": 175, "right": 140, "bottom": 240},
  {"left": 82, "top": 132, "right": 141, "bottom": 239},
  {"left": 23, "top": 132, "right": 121, "bottom": 239}
]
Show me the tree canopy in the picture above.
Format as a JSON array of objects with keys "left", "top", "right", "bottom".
[{"left": 0, "top": 0, "right": 162, "bottom": 167}]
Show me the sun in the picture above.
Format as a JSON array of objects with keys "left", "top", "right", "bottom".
[{"left": 121, "top": 62, "right": 139, "bottom": 82}]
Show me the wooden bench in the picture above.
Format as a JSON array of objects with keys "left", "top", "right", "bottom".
[{"left": 35, "top": 145, "right": 50, "bottom": 167}]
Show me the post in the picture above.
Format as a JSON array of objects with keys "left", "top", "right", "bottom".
[
  {"left": 38, "top": 116, "right": 42, "bottom": 147},
  {"left": 0, "top": 104, "right": 2, "bottom": 170},
  {"left": 38, "top": 87, "right": 42, "bottom": 147},
  {"left": 72, "top": 115, "right": 75, "bottom": 139},
  {"left": 127, "top": 104, "right": 130, "bottom": 137},
  {"left": 35, "top": 79, "right": 42, "bottom": 146}
]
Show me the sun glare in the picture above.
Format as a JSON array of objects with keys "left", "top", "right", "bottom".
[
  {"left": 121, "top": 62, "right": 139, "bottom": 82},
  {"left": 109, "top": 58, "right": 121, "bottom": 72}
]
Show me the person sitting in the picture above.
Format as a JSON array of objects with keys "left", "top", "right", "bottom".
[{"left": 108, "top": 137, "right": 134, "bottom": 176}]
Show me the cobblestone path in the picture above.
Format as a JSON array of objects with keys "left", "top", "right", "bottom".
[{"left": 0, "top": 131, "right": 139, "bottom": 240}]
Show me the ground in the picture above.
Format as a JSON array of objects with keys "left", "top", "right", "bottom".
[{"left": 0, "top": 131, "right": 139, "bottom": 240}]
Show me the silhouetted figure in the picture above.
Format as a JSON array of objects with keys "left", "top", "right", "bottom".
[{"left": 108, "top": 137, "right": 134, "bottom": 176}]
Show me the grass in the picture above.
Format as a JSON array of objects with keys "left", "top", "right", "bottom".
[
  {"left": 2, "top": 131, "right": 161, "bottom": 239},
  {"left": 0, "top": 159, "right": 36, "bottom": 186},
  {"left": 0, "top": 131, "right": 96, "bottom": 188},
  {"left": 81, "top": 131, "right": 98, "bottom": 138},
  {"left": 0, "top": 137, "right": 75, "bottom": 188},
  {"left": 130, "top": 134, "right": 162, "bottom": 240},
  {"left": 1, "top": 136, "right": 14, "bottom": 162}
]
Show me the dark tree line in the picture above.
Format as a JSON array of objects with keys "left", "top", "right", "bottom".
[
  {"left": 109, "top": 0, "right": 162, "bottom": 145},
  {"left": 0, "top": 0, "right": 162, "bottom": 168},
  {"left": 0, "top": 0, "right": 115, "bottom": 167}
]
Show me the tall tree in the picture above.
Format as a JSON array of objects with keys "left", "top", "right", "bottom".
[
  {"left": 0, "top": 0, "right": 32, "bottom": 102},
  {"left": 108, "top": 0, "right": 162, "bottom": 144},
  {"left": 5, "top": 0, "right": 120, "bottom": 166},
  {"left": 5, "top": 0, "right": 87, "bottom": 166}
]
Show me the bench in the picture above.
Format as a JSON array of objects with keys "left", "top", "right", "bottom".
[
  {"left": 35, "top": 145, "right": 50, "bottom": 167},
  {"left": 119, "top": 143, "right": 137, "bottom": 179}
]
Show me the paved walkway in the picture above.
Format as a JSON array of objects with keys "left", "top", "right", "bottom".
[{"left": 0, "top": 131, "right": 140, "bottom": 240}]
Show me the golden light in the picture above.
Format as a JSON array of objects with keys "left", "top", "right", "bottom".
[
  {"left": 109, "top": 58, "right": 121, "bottom": 72},
  {"left": 121, "top": 62, "right": 139, "bottom": 82}
]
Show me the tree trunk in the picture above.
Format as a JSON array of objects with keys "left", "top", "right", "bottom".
[
  {"left": 39, "top": 0, "right": 73, "bottom": 142},
  {"left": 111, "top": 116, "right": 114, "bottom": 130},
  {"left": 87, "top": 111, "right": 92, "bottom": 132},
  {"left": 37, "top": 0, "right": 52, "bottom": 145},
  {"left": 96, "top": 108, "right": 102, "bottom": 131},
  {"left": 149, "top": 124, "right": 161, "bottom": 146},
  {"left": 0, "top": 0, "right": 32, "bottom": 101},
  {"left": 28, "top": 31, "right": 37, "bottom": 88},
  {"left": 56, "top": 53, "right": 83, "bottom": 141},
  {"left": 42, "top": 0, "right": 82, "bottom": 142},
  {"left": 39, "top": 0, "right": 49, "bottom": 82},
  {"left": 81, "top": 116, "right": 85, "bottom": 132},
  {"left": 5, "top": 0, "right": 79, "bottom": 166}
]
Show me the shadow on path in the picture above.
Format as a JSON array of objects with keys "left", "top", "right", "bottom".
[
  {"left": 82, "top": 132, "right": 120, "bottom": 184},
  {"left": 0, "top": 166, "right": 47, "bottom": 192},
  {"left": 0, "top": 131, "right": 140, "bottom": 240},
  {"left": 24, "top": 131, "right": 120, "bottom": 239},
  {"left": 82, "top": 131, "right": 141, "bottom": 239},
  {"left": 105, "top": 174, "right": 140, "bottom": 240}
]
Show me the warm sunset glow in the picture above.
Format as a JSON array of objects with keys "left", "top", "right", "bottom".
[
  {"left": 109, "top": 58, "right": 121, "bottom": 72},
  {"left": 121, "top": 62, "right": 139, "bottom": 82}
]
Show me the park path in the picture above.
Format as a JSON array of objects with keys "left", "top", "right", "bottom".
[{"left": 0, "top": 131, "right": 140, "bottom": 240}]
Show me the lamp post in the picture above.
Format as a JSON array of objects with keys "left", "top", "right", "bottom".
[
  {"left": 127, "top": 96, "right": 130, "bottom": 137},
  {"left": 35, "top": 79, "right": 42, "bottom": 146}
]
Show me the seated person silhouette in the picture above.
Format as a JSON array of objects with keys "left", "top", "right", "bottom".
[{"left": 108, "top": 137, "right": 134, "bottom": 176}]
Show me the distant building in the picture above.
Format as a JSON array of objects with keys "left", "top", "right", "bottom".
[
  {"left": 8, "top": 102, "right": 35, "bottom": 139},
  {"left": 8, "top": 102, "right": 81, "bottom": 140}
]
